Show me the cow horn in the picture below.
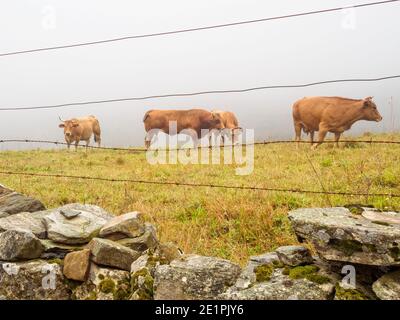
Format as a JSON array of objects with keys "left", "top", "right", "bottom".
[{"left": 58, "top": 116, "right": 65, "bottom": 122}]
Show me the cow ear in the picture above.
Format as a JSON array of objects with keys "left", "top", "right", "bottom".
[{"left": 59, "top": 123, "right": 65, "bottom": 128}]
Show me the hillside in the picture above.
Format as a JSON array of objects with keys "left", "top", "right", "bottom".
[{"left": 0, "top": 132, "right": 399, "bottom": 265}]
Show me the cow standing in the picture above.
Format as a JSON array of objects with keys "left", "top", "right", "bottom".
[
  {"left": 292, "top": 96, "right": 382, "bottom": 149},
  {"left": 212, "top": 110, "right": 242, "bottom": 145},
  {"left": 143, "top": 109, "right": 224, "bottom": 149},
  {"left": 58, "top": 115, "right": 101, "bottom": 150}
]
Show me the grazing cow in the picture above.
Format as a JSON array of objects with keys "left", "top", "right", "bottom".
[
  {"left": 143, "top": 109, "right": 224, "bottom": 149},
  {"left": 292, "top": 96, "right": 382, "bottom": 149},
  {"left": 211, "top": 110, "right": 242, "bottom": 145},
  {"left": 58, "top": 115, "right": 101, "bottom": 150}
]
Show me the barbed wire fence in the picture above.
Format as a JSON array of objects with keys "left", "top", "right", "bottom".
[{"left": 0, "top": 0, "right": 399, "bottom": 203}]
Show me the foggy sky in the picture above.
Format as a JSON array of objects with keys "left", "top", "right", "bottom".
[{"left": 0, "top": 0, "right": 399, "bottom": 150}]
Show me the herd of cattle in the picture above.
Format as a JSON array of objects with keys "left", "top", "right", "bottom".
[{"left": 58, "top": 96, "right": 382, "bottom": 150}]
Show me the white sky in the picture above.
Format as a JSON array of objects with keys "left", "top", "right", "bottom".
[{"left": 0, "top": 0, "right": 399, "bottom": 149}]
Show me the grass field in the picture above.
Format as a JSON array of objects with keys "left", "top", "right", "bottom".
[{"left": 1, "top": 132, "right": 400, "bottom": 265}]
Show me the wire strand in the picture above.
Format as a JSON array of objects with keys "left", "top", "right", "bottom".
[
  {"left": 0, "top": 170, "right": 397, "bottom": 198},
  {"left": 1, "top": 138, "right": 400, "bottom": 152},
  {"left": 1, "top": 75, "right": 399, "bottom": 111},
  {"left": 0, "top": 0, "right": 398, "bottom": 57}
]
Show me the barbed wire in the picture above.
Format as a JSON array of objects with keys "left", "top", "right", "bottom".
[
  {"left": 1, "top": 138, "right": 400, "bottom": 152},
  {"left": 0, "top": 170, "right": 398, "bottom": 198},
  {"left": 1, "top": 0, "right": 398, "bottom": 58},
  {"left": 1, "top": 75, "right": 399, "bottom": 111}
]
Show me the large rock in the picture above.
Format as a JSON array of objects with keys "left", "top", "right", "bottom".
[
  {"left": 154, "top": 254, "right": 241, "bottom": 300},
  {"left": 42, "top": 204, "right": 113, "bottom": 244},
  {"left": 73, "top": 263, "right": 131, "bottom": 300},
  {"left": 117, "top": 223, "right": 158, "bottom": 252},
  {"left": 0, "top": 189, "right": 45, "bottom": 215},
  {"left": 372, "top": 270, "right": 400, "bottom": 300},
  {"left": 0, "top": 210, "right": 48, "bottom": 238},
  {"left": 99, "top": 211, "right": 145, "bottom": 240},
  {"left": 0, "top": 260, "right": 71, "bottom": 299},
  {"left": 220, "top": 268, "right": 335, "bottom": 300},
  {"left": 88, "top": 238, "right": 141, "bottom": 271},
  {"left": 288, "top": 207, "right": 400, "bottom": 266},
  {"left": 0, "top": 229, "right": 44, "bottom": 261},
  {"left": 275, "top": 245, "right": 313, "bottom": 267},
  {"left": 63, "top": 249, "right": 91, "bottom": 281}
]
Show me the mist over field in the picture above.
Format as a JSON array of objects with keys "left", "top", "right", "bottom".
[{"left": 0, "top": 0, "right": 399, "bottom": 150}]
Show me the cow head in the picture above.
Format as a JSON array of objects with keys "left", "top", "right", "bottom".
[
  {"left": 362, "top": 97, "right": 382, "bottom": 122},
  {"left": 58, "top": 117, "right": 80, "bottom": 140},
  {"left": 210, "top": 112, "right": 225, "bottom": 130}
]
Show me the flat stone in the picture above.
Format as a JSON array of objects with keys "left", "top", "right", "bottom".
[
  {"left": 372, "top": 270, "right": 400, "bottom": 300},
  {"left": 99, "top": 211, "right": 145, "bottom": 240},
  {"left": 0, "top": 190, "right": 45, "bottom": 215},
  {"left": 288, "top": 207, "right": 400, "bottom": 266},
  {"left": 88, "top": 238, "right": 141, "bottom": 271},
  {"left": 60, "top": 209, "right": 81, "bottom": 219},
  {"left": 0, "top": 229, "right": 44, "bottom": 261},
  {"left": 0, "top": 260, "right": 70, "bottom": 300},
  {"left": 63, "top": 249, "right": 91, "bottom": 281},
  {"left": 154, "top": 254, "right": 241, "bottom": 300},
  {"left": 0, "top": 210, "right": 48, "bottom": 238},
  {"left": 275, "top": 245, "right": 313, "bottom": 266},
  {"left": 43, "top": 203, "right": 113, "bottom": 244},
  {"left": 220, "top": 269, "right": 335, "bottom": 300},
  {"left": 117, "top": 223, "right": 158, "bottom": 252},
  {"left": 40, "top": 239, "right": 85, "bottom": 259}
]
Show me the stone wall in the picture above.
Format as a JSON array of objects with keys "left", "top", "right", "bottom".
[{"left": 1, "top": 184, "right": 399, "bottom": 300}]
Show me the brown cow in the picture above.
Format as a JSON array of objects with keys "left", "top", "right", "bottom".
[
  {"left": 292, "top": 96, "right": 382, "bottom": 149},
  {"left": 143, "top": 109, "right": 224, "bottom": 149},
  {"left": 58, "top": 115, "right": 101, "bottom": 150},
  {"left": 212, "top": 110, "right": 242, "bottom": 145}
]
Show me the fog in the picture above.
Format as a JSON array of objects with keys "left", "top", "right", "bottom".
[{"left": 0, "top": 0, "right": 399, "bottom": 150}]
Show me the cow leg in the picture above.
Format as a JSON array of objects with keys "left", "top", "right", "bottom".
[
  {"left": 74, "top": 139, "right": 80, "bottom": 151},
  {"left": 144, "top": 132, "right": 152, "bottom": 149},
  {"left": 310, "top": 131, "right": 315, "bottom": 146},
  {"left": 294, "top": 123, "right": 302, "bottom": 148},
  {"left": 67, "top": 143, "right": 71, "bottom": 151},
  {"left": 312, "top": 130, "right": 328, "bottom": 149},
  {"left": 334, "top": 132, "right": 341, "bottom": 148},
  {"left": 85, "top": 139, "right": 90, "bottom": 151},
  {"left": 94, "top": 134, "right": 101, "bottom": 147}
]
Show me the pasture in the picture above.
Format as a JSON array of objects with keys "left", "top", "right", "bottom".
[{"left": 1, "top": 132, "right": 400, "bottom": 265}]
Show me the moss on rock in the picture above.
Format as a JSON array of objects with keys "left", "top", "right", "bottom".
[
  {"left": 254, "top": 264, "right": 274, "bottom": 282},
  {"left": 335, "top": 283, "right": 369, "bottom": 300},
  {"left": 330, "top": 239, "right": 363, "bottom": 256},
  {"left": 99, "top": 278, "right": 116, "bottom": 294}
]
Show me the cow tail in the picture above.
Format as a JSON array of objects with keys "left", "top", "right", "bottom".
[{"left": 143, "top": 110, "right": 152, "bottom": 122}]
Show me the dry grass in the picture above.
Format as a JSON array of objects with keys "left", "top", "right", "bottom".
[{"left": 0, "top": 132, "right": 400, "bottom": 265}]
